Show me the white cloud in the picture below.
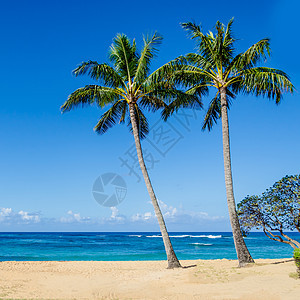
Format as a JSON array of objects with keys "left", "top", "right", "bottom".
[
  {"left": 159, "top": 200, "right": 177, "bottom": 218},
  {"left": 110, "top": 207, "right": 118, "bottom": 219},
  {"left": 0, "top": 202, "right": 225, "bottom": 230},
  {"left": 60, "top": 210, "right": 91, "bottom": 223},
  {"left": 0, "top": 207, "right": 12, "bottom": 218},
  {"left": 18, "top": 210, "right": 40, "bottom": 223},
  {"left": 139, "top": 200, "right": 224, "bottom": 225},
  {"left": 129, "top": 200, "right": 223, "bottom": 228},
  {"left": 0, "top": 207, "right": 40, "bottom": 224},
  {"left": 109, "top": 207, "right": 126, "bottom": 222},
  {"left": 160, "top": 200, "right": 223, "bottom": 222},
  {"left": 131, "top": 211, "right": 153, "bottom": 222}
]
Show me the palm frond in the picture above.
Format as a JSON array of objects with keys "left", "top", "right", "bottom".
[
  {"left": 213, "top": 19, "right": 236, "bottom": 70},
  {"left": 161, "top": 90, "right": 202, "bottom": 121},
  {"left": 235, "top": 67, "right": 294, "bottom": 103},
  {"left": 61, "top": 85, "right": 120, "bottom": 112},
  {"left": 185, "top": 53, "right": 213, "bottom": 71},
  {"left": 181, "top": 21, "right": 218, "bottom": 70},
  {"left": 202, "top": 91, "right": 233, "bottom": 131},
  {"left": 223, "top": 18, "right": 235, "bottom": 45},
  {"left": 181, "top": 21, "right": 203, "bottom": 40},
  {"left": 202, "top": 93, "right": 221, "bottom": 131},
  {"left": 215, "top": 20, "right": 225, "bottom": 68},
  {"left": 182, "top": 20, "right": 236, "bottom": 74},
  {"left": 109, "top": 34, "right": 138, "bottom": 82},
  {"left": 231, "top": 39, "right": 270, "bottom": 72},
  {"left": 134, "top": 33, "right": 163, "bottom": 84},
  {"left": 170, "top": 67, "right": 216, "bottom": 89},
  {"left": 139, "top": 95, "right": 167, "bottom": 112},
  {"left": 202, "top": 88, "right": 236, "bottom": 131},
  {"left": 73, "top": 61, "right": 124, "bottom": 88},
  {"left": 177, "top": 19, "right": 293, "bottom": 133},
  {"left": 145, "top": 55, "right": 187, "bottom": 85},
  {"left": 222, "top": 18, "right": 235, "bottom": 60},
  {"left": 94, "top": 100, "right": 128, "bottom": 135},
  {"left": 185, "top": 82, "right": 210, "bottom": 97}
]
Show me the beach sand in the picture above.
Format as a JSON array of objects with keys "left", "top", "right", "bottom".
[{"left": 0, "top": 258, "right": 299, "bottom": 299}]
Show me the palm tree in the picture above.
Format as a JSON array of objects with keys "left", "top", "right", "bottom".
[
  {"left": 61, "top": 33, "right": 198, "bottom": 268},
  {"left": 163, "top": 19, "right": 294, "bottom": 266}
]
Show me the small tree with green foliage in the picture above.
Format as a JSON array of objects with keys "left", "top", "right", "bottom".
[
  {"left": 238, "top": 175, "right": 300, "bottom": 249},
  {"left": 294, "top": 248, "right": 300, "bottom": 278}
]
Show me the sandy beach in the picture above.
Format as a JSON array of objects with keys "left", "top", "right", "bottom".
[{"left": 0, "top": 258, "right": 299, "bottom": 299}]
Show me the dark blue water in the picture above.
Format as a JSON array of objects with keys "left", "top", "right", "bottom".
[{"left": 0, "top": 232, "right": 298, "bottom": 261}]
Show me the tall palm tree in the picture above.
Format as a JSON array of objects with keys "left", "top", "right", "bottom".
[
  {"left": 163, "top": 19, "right": 294, "bottom": 266},
  {"left": 61, "top": 33, "right": 198, "bottom": 268}
]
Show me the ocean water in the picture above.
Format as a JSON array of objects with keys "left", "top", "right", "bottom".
[{"left": 0, "top": 232, "right": 298, "bottom": 261}]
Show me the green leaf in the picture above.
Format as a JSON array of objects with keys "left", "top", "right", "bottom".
[
  {"left": 61, "top": 85, "right": 120, "bottom": 112},
  {"left": 94, "top": 100, "right": 128, "bottom": 135}
]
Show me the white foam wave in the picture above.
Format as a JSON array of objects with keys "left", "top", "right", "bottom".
[
  {"left": 128, "top": 235, "right": 142, "bottom": 237},
  {"left": 145, "top": 234, "right": 222, "bottom": 239},
  {"left": 190, "top": 235, "right": 222, "bottom": 239},
  {"left": 190, "top": 243, "right": 213, "bottom": 246}
]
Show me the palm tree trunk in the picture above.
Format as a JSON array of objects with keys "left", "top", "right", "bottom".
[
  {"left": 128, "top": 102, "right": 181, "bottom": 269},
  {"left": 220, "top": 87, "right": 254, "bottom": 267}
]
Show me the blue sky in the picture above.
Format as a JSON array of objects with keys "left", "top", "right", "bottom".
[{"left": 0, "top": 0, "right": 299, "bottom": 231}]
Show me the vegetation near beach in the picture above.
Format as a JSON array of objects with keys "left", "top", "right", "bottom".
[
  {"left": 163, "top": 19, "right": 294, "bottom": 266},
  {"left": 294, "top": 248, "right": 300, "bottom": 278},
  {"left": 60, "top": 33, "right": 198, "bottom": 269},
  {"left": 238, "top": 175, "right": 300, "bottom": 249}
]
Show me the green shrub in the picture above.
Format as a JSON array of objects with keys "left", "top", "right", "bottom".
[{"left": 293, "top": 248, "right": 300, "bottom": 278}]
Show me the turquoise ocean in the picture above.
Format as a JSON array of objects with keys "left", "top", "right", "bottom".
[{"left": 0, "top": 232, "right": 299, "bottom": 261}]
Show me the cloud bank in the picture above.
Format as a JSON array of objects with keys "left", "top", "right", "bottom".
[{"left": 0, "top": 201, "right": 227, "bottom": 231}]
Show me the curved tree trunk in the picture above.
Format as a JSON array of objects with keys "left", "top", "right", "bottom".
[
  {"left": 220, "top": 87, "right": 254, "bottom": 267},
  {"left": 129, "top": 102, "right": 181, "bottom": 269}
]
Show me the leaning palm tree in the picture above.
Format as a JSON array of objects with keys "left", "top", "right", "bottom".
[
  {"left": 163, "top": 19, "right": 294, "bottom": 266},
  {"left": 61, "top": 33, "right": 198, "bottom": 268}
]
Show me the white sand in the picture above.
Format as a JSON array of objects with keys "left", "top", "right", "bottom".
[{"left": 0, "top": 258, "right": 299, "bottom": 299}]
